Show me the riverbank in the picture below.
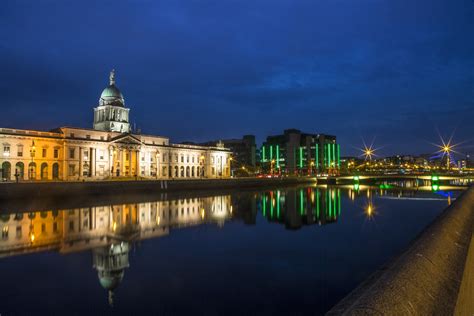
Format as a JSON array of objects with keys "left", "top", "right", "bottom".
[
  {"left": 326, "top": 185, "right": 474, "bottom": 315},
  {"left": 0, "top": 177, "right": 316, "bottom": 211}
]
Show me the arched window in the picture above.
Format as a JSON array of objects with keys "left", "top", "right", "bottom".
[
  {"left": 180, "top": 166, "right": 184, "bottom": 177},
  {"left": 1, "top": 161, "right": 11, "bottom": 180},
  {"left": 174, "top": 166, "right": 178, "bottom": 178},
  {"left": 41, "top": 163, "right": 48, "bottom": 180},
  {"left": 15, "top": 162, "right": 24, "bottom": 179},
  {"left": 186, "top": 166, "right": 190, "bottom": 177}
]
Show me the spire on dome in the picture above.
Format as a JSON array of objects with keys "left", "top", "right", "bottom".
[{"left": 109, "top": 69, "right": 116, "bottom": 85}]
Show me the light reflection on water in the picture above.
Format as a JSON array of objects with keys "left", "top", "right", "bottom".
[{"left": 0, "top": 185, "right": 463, "bottom": 314}]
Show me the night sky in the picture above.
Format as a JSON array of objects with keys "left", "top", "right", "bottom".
[{"left": 1, "top": 0, "right": 473, "bottom": 156}]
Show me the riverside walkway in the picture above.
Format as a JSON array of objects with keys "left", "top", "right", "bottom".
[{"left": 327, "top": 185, "right": 474, "bottom": 315}]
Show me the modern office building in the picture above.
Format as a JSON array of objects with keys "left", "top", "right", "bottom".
[
  {"left": 0, "top": 70, "right": 231, "bottom": 181},
  {"left": 260, "top": 129, "right": 340, "bottom": 175}
]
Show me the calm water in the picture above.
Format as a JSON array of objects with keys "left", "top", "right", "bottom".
[{"left": 0, "top": 184, "right": 463, "bottom": 315}]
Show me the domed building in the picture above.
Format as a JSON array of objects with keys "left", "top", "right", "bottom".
[
  {"left": 0, "top": 70, "right": 231, "bottom": 181},
  {"left": 93, "top": 70, "right": 131, "bottom": 133}
]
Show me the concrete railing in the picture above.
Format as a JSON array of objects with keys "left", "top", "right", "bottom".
[{"left": 327, "top": 186, "right": 474, "bottom": 315}]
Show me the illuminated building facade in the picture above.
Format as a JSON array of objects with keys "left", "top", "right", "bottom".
[
  {"left": 0, "top": 70, "right": 230, "bottom": 181},
  {"left": 200, "top": 135, "right": 257, "bottom": 173},
  {"left": 260, "top": 129, "right": 340, "bottom": 175}
]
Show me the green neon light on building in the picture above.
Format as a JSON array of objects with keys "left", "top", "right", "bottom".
[
  {"left": 300, "top": 189, "right": 304, "bottom": 215},
  {"left": 299, "top": 147, "right": 303, "bottom": 169},
  {"left": 336, "top": 144, "right": 340, "bottom": 167},
  {"left": 262, "top": 195, "right": 266, "bottom": 216},
  {"left": 270, "top": 145, "right": 273, "bottom": 161},
  {"left": 315, "top": 144, "right": 319, "bottom": 168},
  {"left": 332, "top": 144, "right": 336, "bottom": 167},
  {"left": 276, "top": 145, "right": 280, "bottom": 168},
  {"left": 262, "top": 146, "right": 266, "bottom": 162},
  {"left": 327, "top": 144, "right": 331, "bottom": 168}
]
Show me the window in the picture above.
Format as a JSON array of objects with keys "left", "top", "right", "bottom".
[
  {"left": 70, "top": 133, "right": 75, "bottom": 138},
  {"left": 42, "top": 148, "right": 47, "bottom": 158},
  {"left": 41, "top": 223, "right": 46, "bottom": 233},
  {"left": 163, "top": 155, "right": 166, "bottom": 163},
  {"left": 69, "top": 148, "right": 75, "bottom": 159},
  {"left": 3, "top": 145, "right": 10, "bottom": 157},
  {"left": 16, "top": 226, "right": 21, "bottom": 238},
  {"left": 68, "top": 164, "right": 76, "bottom": 176},
  {"left": 17, "top": 145, "right": 23, "bottom": 157},
  {"left": 181, "top": 155, "right": 184, "bottom": 163},
  {"left": 187, "top": 155, "right": 189, "bottom": 163},
  {"left": 54, "top": 149, "right": 59, "bottom": 158},
  {"left": 2, "top": 226, "right": 8, "bottom": 239},
  {"left": 53, "top": 222, "right": 58, "bottom": 233},
  {"left": 100, "top": 136, "right": 104, "bottom": 141},
  {"left": 86, "top": 135, "right": 91, "bottom": 139},
  {"left": 99, "top": 150, "right": 104, "bottom": 160},
  {"left": 69, "top": 221, "right": 74, "bottom": 232},
  {"left": 83, "top": 151, "right": 89, "bottom": 160}
]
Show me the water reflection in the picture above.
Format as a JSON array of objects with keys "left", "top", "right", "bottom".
[
  {"left": 258, "top": 188, "right": 341, "bottom": 229},
  {"left": 0, "top": 185, "right": 459, "bottom": 309}
]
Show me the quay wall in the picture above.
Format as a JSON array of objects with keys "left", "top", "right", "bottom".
[
  {"left": 327, "top": 186, "right": 474, "bottom": 315},
  {"left": 0, "top": 177, "right": 316, "bottom": 201}
]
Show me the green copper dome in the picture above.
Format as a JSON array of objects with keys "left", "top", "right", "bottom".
[
  {"left": 100, "top": 85, "right": 124, "bottom": 99},
  {"left": 99, "top": 69, "right": 125, "bottom": 106}
]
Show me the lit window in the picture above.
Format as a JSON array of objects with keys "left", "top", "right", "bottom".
[
  {"left": 3, "top": 146, "right": 10, "bottom": 157},
  {"left": 2, "top": 226, "right": 8, "bottom": 239},
  {"left": 69, "top": 149, "right": 75, "bottom": 159},
  {"left": 42, "top": 148, "right": 47, "bottom": 158},
  {"left": 54, "top": 149, "right": 59, "bottom": 158},
  {"left": 17, "top": 146, "right": 23, "bottom": 157}
]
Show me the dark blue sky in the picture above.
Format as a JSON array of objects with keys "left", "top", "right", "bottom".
[{"left": 1, "top": 0, "right": 473, "bottom": 156}]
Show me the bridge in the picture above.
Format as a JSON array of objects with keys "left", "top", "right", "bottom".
[{"left": 317, "top": 173, "right": 474, "bottom": 185}]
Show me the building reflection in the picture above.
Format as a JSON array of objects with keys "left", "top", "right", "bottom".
[
  {"left": 260, "top": 188, "right": 341, "bottom": 229},
  {"left": 0, "top": 195, "right": 232, "bottom": 305}
]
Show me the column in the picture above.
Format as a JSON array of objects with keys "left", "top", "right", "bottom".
[
  {"left": 120, "top": 148, "right": 124, "bottom": 176},
  {"left": 79, "top": 147, "right": 83, "bottom": 179},
  {"left": 136, "top": 150, "right": 140, "bottom": 177},
  {"left": 129, "top": 149, "right": 133, "bottom": 176},
  {"left": 109, "top": 147, "right": 113, "bottom": 177},
  {"left": 91, "top": 148, "right": 96, "bottom": 177}
]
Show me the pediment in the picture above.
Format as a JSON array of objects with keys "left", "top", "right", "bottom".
[{"left": 109, "top": 133, "right": 142, "bottom": 145}]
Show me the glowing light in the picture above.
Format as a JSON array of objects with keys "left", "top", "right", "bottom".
[
  {"left": 30, "top": 233, "right": 35, "bottom": 242},
  {"left": 200, "top": 208, "right": 205, "bottom": 219},
  {"left": 112, "top": 221, "right": 117, "bottom": 232}
]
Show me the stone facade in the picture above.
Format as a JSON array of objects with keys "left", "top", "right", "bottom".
[{"left": 0, "top": 71, "right": 230, "bottom": 181}]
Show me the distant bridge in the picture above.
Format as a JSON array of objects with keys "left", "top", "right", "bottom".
[{"left": 317, "top": 174, "right": 474, "bottom": 184}]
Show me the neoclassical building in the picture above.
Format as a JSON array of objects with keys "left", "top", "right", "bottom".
[{"left": 0, "top": 70, "right": 230, "bottom": 181}]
